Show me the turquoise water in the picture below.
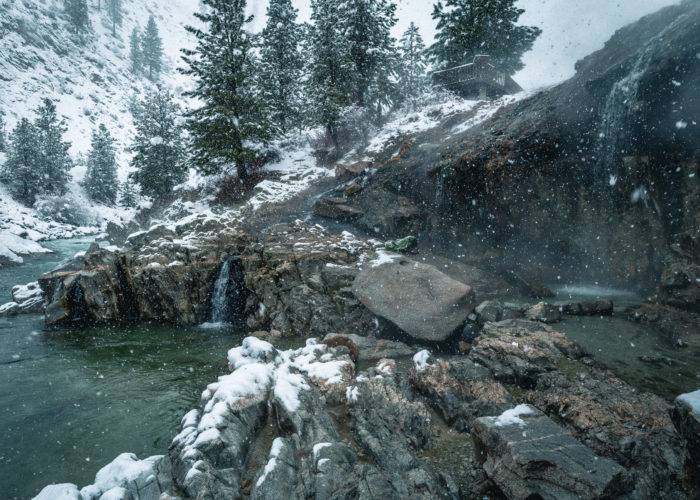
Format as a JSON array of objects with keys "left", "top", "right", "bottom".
[{"left": 0, "top": 240, "right": 240, "bottom": 499}]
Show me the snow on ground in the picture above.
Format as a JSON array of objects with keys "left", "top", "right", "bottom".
[
  {"left": 489, "top": 404, "right": 536, "bottom": 427},
  {"left": 245, "top": 144, "right": 333, "bottom": 211},
  {"left": 678, "top": 389, "right": 700, "bottom": 417}
]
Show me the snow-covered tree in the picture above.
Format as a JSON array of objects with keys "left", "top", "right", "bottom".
[
  {"left": 431, "top": 0, "right": 541, "bottom": 74},
  {"left": 34, "top": 99, "right": 72, "bottom": 198},
  {"left": 0, "top": 119, "right": 42, "bottom": 205},
  {"left": 105, "top": 0, "right": 123, "bottom": 36},
  {"left": 258, "top": 0, "right": 304, "bottom": 133},
  {"left": 141, "top": 16, "right": 163, "bottom": 80},
  {"left": 182, "top": 0, "right": 272, "bottom": 179},
  {"left": 119, "top": 179, "right": 138, "bottom": 207},
  {"left": 308, "top": 0, "right": 354, "bottom": 146},
  {"left": 129, "top": 88, "right": 185, "bottom": 199},
  {"left": 83, "top": 124, "right": 118, "bottom": 204},
  {"left": 398, "top": 22, "right": 427, "bottom": 103},
  {"left": 342, "top": 0, "right": 398, "bottom": 119},
  {"left": 64, "top": 0, "right": 91, "bottom": 36},
  {"left": 130, "top": 27, "right": 143, "bottom": 74}
]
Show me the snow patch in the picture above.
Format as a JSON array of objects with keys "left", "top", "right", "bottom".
[
  {"left": 490, "top": 404, "right": 536, "bottom": 427},
  {"left": 413, "top": 350, "right": 433, "bottom": 372}
]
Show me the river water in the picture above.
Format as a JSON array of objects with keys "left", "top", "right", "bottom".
[{"left": 0, "top": 239, "right": 240, "bottom": 499}]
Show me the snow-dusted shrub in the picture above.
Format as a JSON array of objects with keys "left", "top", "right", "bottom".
[{"left": 34, "top": 192, "right": 99, "bottom": 226}]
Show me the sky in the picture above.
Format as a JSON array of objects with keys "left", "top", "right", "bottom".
[{"left": 248, "top": 0, "right": 682, "bottom": 89}]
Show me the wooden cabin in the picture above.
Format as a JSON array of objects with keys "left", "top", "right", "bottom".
[{"left": 431, "top": 55, "right": 523, "bottom": 99}]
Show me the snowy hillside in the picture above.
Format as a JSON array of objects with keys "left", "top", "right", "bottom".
[
  {"left": 0, "top": 0, "right": 197, "bottom": 165},
  {"left": 0, "top": 0, "right": 198, "bottom": 262}
]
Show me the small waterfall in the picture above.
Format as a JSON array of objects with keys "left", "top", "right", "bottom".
[
  {"left": 594, "top": 16, "right": 684, "bottom": 186},
  {"left": 210, "top": 256, "right": 247, "bottom": 324}
]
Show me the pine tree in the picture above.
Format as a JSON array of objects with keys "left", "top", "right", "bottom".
[
  {"left": 130, "top": 27, "right": 143, "bottom": 74},
  {"left": 141, "top": 16, "right": 163, "bottom": 80},
  {"left": 129, "top": 88, "right": 186, "bottom": 199},
  {"left": 181, "top": 0, "right": 272, "bottom": 179},
  {"left": 398, "top": 22, "right": 427, "bottom": 103},
  {"left": 431, "top": 0, "right": 541, "bottom": 74},
  {"left": 308, "top": 0, "right": 354, "bottom": 147},
  {"left": 83, "top": 124, "right": 118, "bottom": 204},
  {"left": 34, "top": 99, "right": 72, "bottom": 198},
  {"left": 258, "top": 0, "right": 304, "bottom": 134},
  {"left": 0, "top": 119, "right": 42, "bottom": 205},
  {"left": 119, "top": 179, "right": 138, "bottom": 207},
  {"left": 0, "top": 110, "right": 6, "bottom": 152},
  {"left": 342, "top": 0, "right": 398, "bottom": 119},
  {"left": 64, "top": 0, "right": 91, "bottom": 36},
  {"left": 105, "top": 0, "right": 123, "bottom": 36}
]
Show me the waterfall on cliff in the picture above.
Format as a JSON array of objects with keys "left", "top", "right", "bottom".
[
  {"left": 594, "top": 16, "right": 684, "bottom": 186},
  {"left": 210, "top": 257, "right": 246, "bottom": 324}
]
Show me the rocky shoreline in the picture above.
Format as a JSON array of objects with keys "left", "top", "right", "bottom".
[
  {"left": 26, "top": 214, "right": 699, "bottom": 499},
  {"left": 36, "top": 321, "right": 699, "bottom": 499}
]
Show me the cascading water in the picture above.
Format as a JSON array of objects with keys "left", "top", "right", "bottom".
[
  {"left": 594, "top": 16, "right": 685, "bottom": 188},
  {"left": 210, "top": 256, "right": 247, "bottom": 324}
]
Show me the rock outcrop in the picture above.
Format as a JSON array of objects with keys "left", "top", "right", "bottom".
[
  {"left": 472, "top": 405, "right": 628, "bottom": 499},
  {"left": 36, "top": 320, "right": 693, "bottom": 499},
  {"left": 672, "top": 389, "right": 700, "bottom": 495}
]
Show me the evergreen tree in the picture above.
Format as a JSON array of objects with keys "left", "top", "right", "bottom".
[
  {"left": 64, "top": 0, "right": 91, "bottom": 36},
  {"left": 308, "top": 0, "right": 354, "bottom": 147},
  {"left": 181, "top": 0, "right": 272, "bottom": 179},
  {"left": 130, "top": 27, "right": 143, "bottom": 74},
  {"left": 0, "top": 110, "right": 6, "bottom": 152},
  {"left": 141, "top": 16, "right": 163, "bottom": 80},
  {"left": 129, "top": 88, "right": 185, "bottom": 199},
  {"left": 258, "top": 0, "right": 304, "bottom": 134},
  {"left": 34, "top": 99, "right": 72, "bottom": 198},
  {"left": 342, "top": 0, "right": 398, "bottom": 119},
  {"left": 430, "top": 0, "right": 541, "bottom": 74},
  {"left": 105, "top": 0, "right": 123, "bottom": 36},
  {"left": 83, "top": 124, "right": 118, "bottom": 204},
  {"left": 398, "top": 22, "right": 427, "bottom": 102},
  {"left": 119, "top": 179, "right": 138, "bottom": 207},
  {"left": 0, "top": 119, "right": 42, "bottom": 205}
]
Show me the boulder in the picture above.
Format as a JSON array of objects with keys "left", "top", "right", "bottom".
[
  {"left": 323, "top": 333, "right": 414, "bottom": 361},
  {"left": 335, "top": 161, "right": 372, "bottom": 180},
  {"left": 525, "top": 302, "right": 562, "bottom": 323},
  {"left": 469, "top": 320, "right": 585, "bottom": 387},
  {"left": 0, "top": 301, "right": 20, "bottom": 317},
  {"left": 472, "top": 405, "right": 628, "bottom": 499},
  {"left": 353, "top": 257, "right": 475, "bottom": 342},
  {"left": 384, "top": 236, "right": 418, "bottom": 254},
  {"left": 562, "top": 300, "right": 614, "bottom": 316},
  {"left": 10, "top": 281, "right": 44, "bottom": 314},
  {"left": 313, "top": 197, "right": 365, "bottom": 221},
  {"left": 410, "top": 355, "right": 513, "bottom": 431}
]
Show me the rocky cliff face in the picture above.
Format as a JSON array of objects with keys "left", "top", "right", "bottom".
[
  {"left": 324, "top": 0, "right": 699, "bottom": 301},
  {"left": 39, "top": 218, "right": 383, "bottom": 337}
]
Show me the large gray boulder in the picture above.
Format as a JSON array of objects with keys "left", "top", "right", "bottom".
[
  {"left": 353, "top": 256, "right": 475, "bottom": 342},
  {"left": 472, "top": 405, "right": 628, "bottom": 499}
]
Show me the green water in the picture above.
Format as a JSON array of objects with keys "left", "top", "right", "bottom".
[
  {"left": 557, "top": 315, "right": 700, "bottom": 400},
  {"left": 0, "top": 240, "right": 241, "bottom": 499}
]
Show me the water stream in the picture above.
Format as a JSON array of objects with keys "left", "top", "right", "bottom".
[{"left": 0, "top": 240, "right": 242, "bottom": 499}]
